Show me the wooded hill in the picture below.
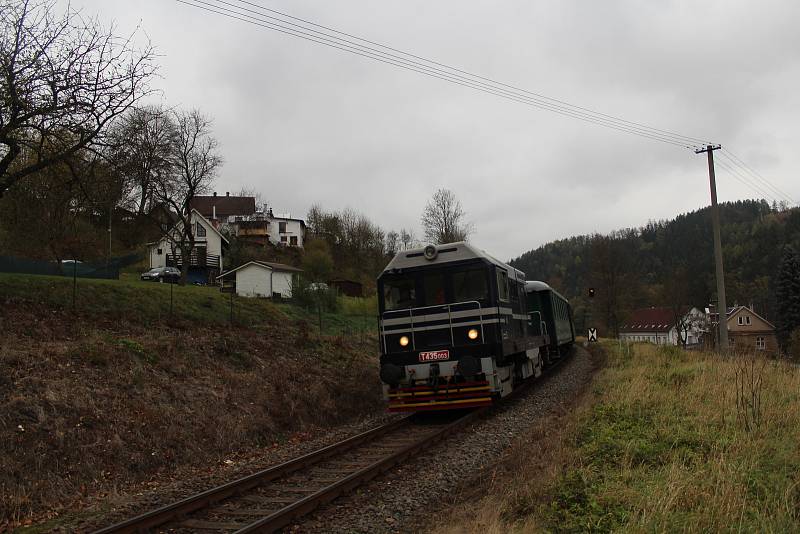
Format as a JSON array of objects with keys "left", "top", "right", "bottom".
[{"left": 510, "top": 200, "right": 800, "bottom": 336}]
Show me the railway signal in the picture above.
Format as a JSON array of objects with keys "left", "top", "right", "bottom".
[{"left": 588, "top": 287, "right": 595, "bottom": 298}]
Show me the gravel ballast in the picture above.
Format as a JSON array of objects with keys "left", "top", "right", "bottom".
[{"left": 295, "top": 346, "right": 596, "bottom": 533}]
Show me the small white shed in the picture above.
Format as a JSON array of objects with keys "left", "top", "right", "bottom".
[{"left": 217, "top": 261, "right": 303, "bottom": 298}]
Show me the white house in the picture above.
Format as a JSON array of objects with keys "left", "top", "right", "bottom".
[
  {"left": 619, "top": 306, "right": 707, "bottom": 346},
  {"left": 216, "top": 261, "right": 303, "bottom": 298},
  {"left": 265, "top": 213, "right": 306, "bottom": 248},
  {"left": 147, "top": 209, "right": 228, "bottom": 284}
]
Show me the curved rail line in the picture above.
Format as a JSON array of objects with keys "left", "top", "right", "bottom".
[
  {"left": 93, "top": 411, "right": 482, "bottom": 533},
  {"left": 94, "top": 348, "right": 574, "bottom": 533}
]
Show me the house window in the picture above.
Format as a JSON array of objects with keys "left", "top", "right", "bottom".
[
  {"left": 196, "top": 222, "right": 207, "bottom": 237},
  {"left": 756, "top": 336, "right": 765, "bottom": 350},
  {"left": 745, "top": 315, "right": 751, "bottom": 325},
  {"left": 738, "top": 316, "right": 743, "bottom": 325},
  {"left": 290, "top": 236, "right": 298, "bottom": 246},
  {"left": 157, "top": 248, "right": 163, "bottom": 255},
  {"left": 280, "top": 235, "right": 288, "bottom": 243},
  {"left": 279, "top": 221, "right": 287, "bottom": 233}
]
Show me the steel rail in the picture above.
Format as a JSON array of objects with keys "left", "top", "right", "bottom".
[
  {"left": 234, "top": 407, "right": 487, "bottom": 533},
  {"left": 235, "top": 347, "right": 574, "bottom": 532},
  {"left": 93, "top": 416, "right": 411, "bottom": 534}
]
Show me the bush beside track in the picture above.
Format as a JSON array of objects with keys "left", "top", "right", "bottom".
[
  {"left": 437, "top": 341, "right": 800, "bottom": 533},
  {"left": 0, "top": 273, "right": 381, "bottom": 529}
]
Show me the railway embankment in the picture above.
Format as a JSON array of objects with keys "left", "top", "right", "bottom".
[
  {"left": 435, "top": 342, "right": 800, "bottom": 533},
  {"left": 0, "top": 273, "right": 382, "bottom": 531}
]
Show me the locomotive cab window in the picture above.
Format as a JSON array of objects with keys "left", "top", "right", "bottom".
[
  {"left": 453, "top": 268, "right": 489, "bottom": 303},
  {"left": 422, "top": 272, "right": 447, "bottom": 306},
  {"left": 383, "top": 276, "right": 416, "bottom": 310},
  {"left": 496, "top": 270, "right": 509, "bottom": 301}
]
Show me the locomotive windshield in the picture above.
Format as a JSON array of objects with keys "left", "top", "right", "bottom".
[
  {"left": 383, "top": 276, "right": 416, "bottom": 310},
  {"left": 381, "top": 265, "right": 491, "bottom": 311},
  {"left": 453, "top": 268, "right": 489, "bottom": 302},
  {"left": 422, "top": 272, "right": 446, "bottom": 306}
]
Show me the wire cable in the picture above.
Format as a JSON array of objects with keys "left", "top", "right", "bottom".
[
  {"left": 176, "top": 0, "right": 709, "bottom": 149},
  {"left": 178, "top": 0, "right": 794, "bottom": 205},
  {"left": 719, "top": 149, "right": 796, "bottom": 206},
  {"left": 715, "top": 159, "right": 779, "bottom": 204},
  {"left": 227, "top": 0, "right": 714, "bottom": 147},
  {"left": 183, "top": 0, "right": 701, "bottom": 148}
]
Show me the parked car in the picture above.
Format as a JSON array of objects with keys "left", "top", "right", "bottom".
[{"left": 140, "top": 266, "right": 181, "bottom": 283}]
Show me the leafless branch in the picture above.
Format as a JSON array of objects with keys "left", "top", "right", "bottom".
[{"left": 0, "top": 0, "right": 158, "bottom": 196}]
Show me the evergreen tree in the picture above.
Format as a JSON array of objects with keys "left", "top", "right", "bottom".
[{"left": 775, "top": 245, "right": 800, "bottom": 352}]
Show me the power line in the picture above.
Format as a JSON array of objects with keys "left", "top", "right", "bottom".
[
  {"left": 715, "top": 158, "right": 779, "bottom": 204},
  {"left": 228, "top": 0, "right": 714, "bottom": 147},
  {"left": 176, "top": 0, "right": 709, "bottom": 149},
  {"left": 719, "top": 149, "right": 796, "bottom": 205},
  {"left": 177, "top": 0, "right": 793, "bottom": 204},
  {"left": 180, "top": 0, "right": 700, "bottom": 148}
]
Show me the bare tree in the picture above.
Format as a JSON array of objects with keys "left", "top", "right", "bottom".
[
  {"left": 108, "top": 105, "right": 176, "bottom": 215},
  {"left": 236, "top": 186, "right": 264, "bottom": 208},
  {"left": 385, "top": 230, "right": 399, "bottom": 256},
  {"left": 152, "top": 109, "right": 221, "bottom": 285},
  {"left": 400, "top": 228, "right": 415, "bottom": 250},
  {"left": 421, "top": 188, "right": 473, "bottom": 244},
  {"left": 0, "top": 0, "right": 157, "bottom": 197}
]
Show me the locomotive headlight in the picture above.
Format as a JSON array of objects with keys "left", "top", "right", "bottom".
[
  {"left": 467, "top": 328, "right": 479, "bottom": 340},
  {"left": 399, "top": 335, "right": 410, "bottom": 347}
]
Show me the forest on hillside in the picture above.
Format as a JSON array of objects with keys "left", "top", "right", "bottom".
[{"left": 510, "top": 200, "right": 800, "bottom": 336}]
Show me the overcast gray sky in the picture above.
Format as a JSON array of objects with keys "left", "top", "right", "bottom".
[{"left": 66, "top": 0, "right": 800, "bottom": 259}]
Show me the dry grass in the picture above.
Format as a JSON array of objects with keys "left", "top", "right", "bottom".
[
  {"left": 435, "top": 343, "right": 800, "bottom": 533},
  {"left": 0, "top": 298, "right": 381, "bottom": 528}
]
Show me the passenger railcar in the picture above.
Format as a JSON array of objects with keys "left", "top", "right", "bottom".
[
  {"left": 378, "top": 242, "right": 571, "bottom": 412},
  {"left": 525, "top": 281, "right": 576, "bottom": 361}
]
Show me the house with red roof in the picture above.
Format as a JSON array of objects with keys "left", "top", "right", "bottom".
[{"left": 619, "top": 306, "right": 707, "bottom": 346}]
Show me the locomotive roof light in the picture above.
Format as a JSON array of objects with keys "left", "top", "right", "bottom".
[
  {"left": 467, "top": 328, "right": 479, "bottom": 340},
  {"left": 399, "top": 335, "right": 410, "bottom": 347},
  {"left": 423, "top": 244, "right": 438, "bottom": 260}
]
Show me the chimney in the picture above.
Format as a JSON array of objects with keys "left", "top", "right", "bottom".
[
  {"left": 226, "top": 192, "right": 230, "bottom": 197},
  {"left": 213, "top": 192, "right": 217, "bottom": 197}
]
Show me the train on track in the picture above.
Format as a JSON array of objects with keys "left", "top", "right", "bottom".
[{"left": 378, "top": 242, "right": 575, "bottom": 412}]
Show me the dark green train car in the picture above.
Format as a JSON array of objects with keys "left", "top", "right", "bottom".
[{"left": 525, "top": 280, "right": 575, "bottom": 357}]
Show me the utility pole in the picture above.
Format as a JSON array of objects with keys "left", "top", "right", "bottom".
[{"left": 695, "top": 144, "right": 728, "bottom": 352}]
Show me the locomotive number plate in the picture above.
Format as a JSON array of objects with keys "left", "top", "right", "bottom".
[{"left": 419, "top": 350, "right": 449, "bottom": 362}]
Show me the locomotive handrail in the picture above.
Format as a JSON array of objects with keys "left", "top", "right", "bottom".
[
  {"left": 528, "top": 311, "right": 549, "bottom": 339},
  {"left": 382, "top": 300, "right": 485, "bottom": 351}
]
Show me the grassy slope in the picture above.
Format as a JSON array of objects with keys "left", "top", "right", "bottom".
[
  {"left": 0, "top": 272, "right": 376, "bottom": 334},
  {"left": 438, "top": 343, "right": 800, "bottom": 533},
  {"left": 0, "top": 273, "right": 381, "bottom": 527}
]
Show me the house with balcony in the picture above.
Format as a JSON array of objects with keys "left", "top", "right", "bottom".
[
  {"left": 147, "top": 209, "right": 228, "bottom": 284},
  {"left": 189, "top": 192, "right": 306, "bottom": 248}
]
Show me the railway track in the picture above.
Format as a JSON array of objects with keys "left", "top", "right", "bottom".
[
  {"left": 93, "top": 410, "right": 484, "bottom": 533},
  {"left": 95, "top": 349, "right": 574, "bottom": 534}
]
